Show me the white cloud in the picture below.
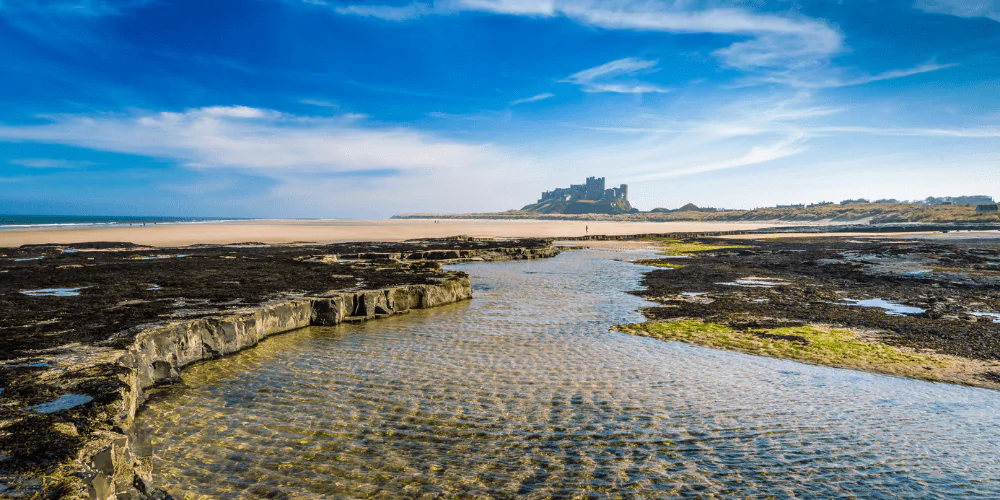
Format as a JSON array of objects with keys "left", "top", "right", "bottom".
[
  {"left": 564, "top": 57, "right": 657, "bottom": 83},
  {"left": 630, "top": 130, "right": 808, "bottom": 181},
  {"left": 540, "top": 94, "right": 826, "bottom": 188},
  {"left": 815, "top": 125, "right": 1000, "bottom": 138},
  {"left": 562, "top": 57, "right": 670, "bottom": 94},
  {"left": 582, "top": 83, "right": 671, "bottom": 94},
  {"left": 333, "top": 2, "right": 431, "bottom": 21},
  {"left": 0, "top": 106, "right": 506, "bottom": 175},
  {"left": 299, "top": 99, "right": 340, "bottom": 108},
  {"left": 8, "top": 158, "right": 94, "bottom": 168},
  {"left": 199, "top": 105, "right": 280, "bottom": 119},
  {"left": 561, "top": 4, "right": 842, "bottom": 71},
  {"left": 326, "top": 1, "right": 845, "bottom": 74},
  {"left": 324, "top": 2, "right": 957, "bottom": 91},
  {"left": 449, "top": 0, "right": 556, "bottom": 16},
  {"left": 752, "top": 61, "right": 958, "bottom": 89},
  {"left": 914, "top": 0, "right": 1000, "bottom": 21},
  {"left": 0, "top": 0, "right": 152, "bottom": 17},
  {"left": 510, "top": 93, "right": 555, "bottom": 105}
]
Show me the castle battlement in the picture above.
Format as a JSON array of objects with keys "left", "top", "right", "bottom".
[{"left": 539, "top": 177, "right": 628, "bottom": 204}]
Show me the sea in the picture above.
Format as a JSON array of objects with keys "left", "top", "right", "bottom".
[{"left": 0, "top": 215, "right": 246, "bottom": 230}]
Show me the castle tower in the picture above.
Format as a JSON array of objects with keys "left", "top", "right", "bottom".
[{"left": 585, "top": 177, "right": 605, "bottom": 200}]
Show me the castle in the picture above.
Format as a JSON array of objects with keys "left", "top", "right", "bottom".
[
  {"left": 538, "top": 177, "right": 629, "bottom": 205},
  {"left": 522, "top": 177, "right": 634, "bottom": 215}
]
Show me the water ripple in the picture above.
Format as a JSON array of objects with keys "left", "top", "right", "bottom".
[{"left": 139, "top": 250, "right": 1000, "bottom": 498}]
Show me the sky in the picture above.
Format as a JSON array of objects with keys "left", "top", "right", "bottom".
[{"left": 1, "top": 0, "right": 999, "bottom": 218}]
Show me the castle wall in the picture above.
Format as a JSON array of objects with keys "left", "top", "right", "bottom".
[{"left": 537, "top": 177, "right": 629, "bottom": 206}]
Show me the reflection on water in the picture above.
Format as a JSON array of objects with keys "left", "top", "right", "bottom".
[{"left": 138, "top": 250, "right": 1000, "bottom": 498}]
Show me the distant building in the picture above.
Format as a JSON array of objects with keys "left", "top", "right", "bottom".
[
  {"left": 525, "top": 176, "right": 633, "bottom": 214},
  {"left": 776, "top": 204, "right": 805, "bottom": 209},
  {"left": 976, "top": 204, "right": 999, "bottom": 213}
]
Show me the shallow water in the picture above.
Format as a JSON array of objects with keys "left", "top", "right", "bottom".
[
  {"left": 841, "top": 298, "right": 927, "bottom": 316},
  {"left": 29, "top": 394, "right": 93, "bottom": 414},
  {"left": 139, "top": 250, "right": 1000, "bottom": 498},
  {"left": 20, "top": 287, "right": 84, "bottom": 297},
  {"left": 972, "top": 312, "right": 1000, "bottom": 323}
]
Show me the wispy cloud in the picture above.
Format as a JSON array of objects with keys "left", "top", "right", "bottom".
[
  {"left": 322, "top": 2, "right": 959, "bottom": 93},
  {"left": 299, "top": 99, "right": 340, "bottom": 108},
  {"left": 333, "top": 2, "right": 431, "bottom": 21},
  {"left": 752, "top": 61, "right": 958, "bottom": 89},
  {"left": 9, "top": 158, "right": 95, "bottom": 169},
  {"left": 322, "top": 1, "right": 844, "bottom": 74},
  {"left": 0, "top": 0, "right": 154, "bottom": 17},
  {"left": 564, "top": 57, "right": 657, "bottom": 83},
  {"left": 914, "top": 0, "right": 1000, "bottom": 21},
  {"left": 541, "top": 94, "right": 824, "bottom": 186},
  {"left": 510, "top": 93, "right": 555, "bottom": 105},
  {"left": 815, "top": 125, "right": 1000, "bottom": 138},
  {"left": 0, "top": 0, "right": 155, "bottom": 46},
  {"left": 631, "top": 130, "right": 809, "bottom": 181},
  {"left": 0, "top": 106, "right": 506, "bottom": 175},
  {"left": 562, "top": 57, "right": 670, "bottom": 94},
  {"left": 451, "top": 0, "right": 556, "bottom": 16},
  {"left": 581, "top": 83, "right": 671, "bottom": 94}
]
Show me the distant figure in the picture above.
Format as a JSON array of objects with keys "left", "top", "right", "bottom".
[{"left": 586, "top": 225, "right": 589, "bottom": 233}]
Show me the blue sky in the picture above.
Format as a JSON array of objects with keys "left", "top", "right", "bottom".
[{"left": 1, "top": 0, "right": 999, "bottom": 217}]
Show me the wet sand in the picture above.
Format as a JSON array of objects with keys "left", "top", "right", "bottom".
[{"left": 0, "top": 219, "right": 783, "bottom": 247}]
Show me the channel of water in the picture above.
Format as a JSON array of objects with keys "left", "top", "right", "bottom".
[{"left": 137, "top": 249, "right": 1000, "bottom": 498}]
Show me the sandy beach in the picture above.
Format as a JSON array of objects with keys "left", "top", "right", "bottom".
[{"left": 0, "top": 219, "right": 784, "bottom": 247}]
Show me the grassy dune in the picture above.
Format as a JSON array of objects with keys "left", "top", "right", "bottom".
[{"left": 395, "top": 202, "right": 1000, "bottom": 223}]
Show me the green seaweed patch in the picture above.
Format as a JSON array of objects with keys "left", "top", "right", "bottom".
[
  {"left": 617, "top": 320, "right": 962, "bottom": 383},
  {"left": 634, "top": 259, "right": 684, "bottom": 269},
  {"left": 646, "top": 239, "right": 750, "bottom": 256}
]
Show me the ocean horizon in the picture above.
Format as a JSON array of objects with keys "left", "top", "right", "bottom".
[{"left": 0, "top": 214, "right": 249, "bottom": 230}]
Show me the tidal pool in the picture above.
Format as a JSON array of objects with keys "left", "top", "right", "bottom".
[{"left": 138, "top": 250, "right": 1000, "bottom": 498}]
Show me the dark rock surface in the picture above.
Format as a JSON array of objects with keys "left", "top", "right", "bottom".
[
  {"left": 636, "top": 236, "right": 1000, "bottom": 363},
  {"left": 0, "top": 237, "right": 558, "bottom": 499}
]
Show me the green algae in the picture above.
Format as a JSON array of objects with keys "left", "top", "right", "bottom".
[{"left": 616, "top": 320, "right": 970, "bottom": 384}]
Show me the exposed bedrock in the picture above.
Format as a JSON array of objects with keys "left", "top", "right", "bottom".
[
  {"left": 0, "top": 238, "right": 554, "bottom": 498},
  {"left": 33, "top": 276, "right": 472, "bottom": 500},
  {"left": 1, "top": 277, "right": 475, "bottom": 499}
]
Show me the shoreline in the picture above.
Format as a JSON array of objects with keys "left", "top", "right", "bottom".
[{"left": 0, "top": 219, "right": 787, "bottom": 248}]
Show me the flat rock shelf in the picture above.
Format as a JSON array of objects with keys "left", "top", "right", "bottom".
[{"left": 0, "top": 237, "right": 559, "bottom": 499}]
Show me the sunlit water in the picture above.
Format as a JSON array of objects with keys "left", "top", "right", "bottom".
[{"left": 138, "top": 250, "right": 1000, "bottom": 498}]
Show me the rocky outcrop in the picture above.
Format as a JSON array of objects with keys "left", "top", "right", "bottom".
[
  {"left": 331, "top": 244, "right": 561, "bottom": 263},
  {"left": 7, "top": 276, "right": 471, "bottom": 500},
  {"left": 1, "top": 238, "right": 561, "bottom": 499}
]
